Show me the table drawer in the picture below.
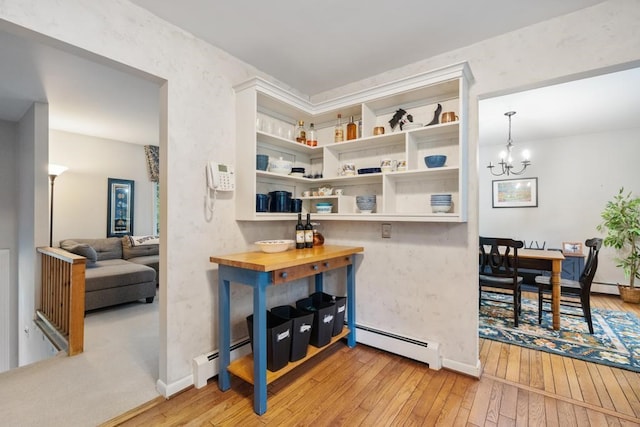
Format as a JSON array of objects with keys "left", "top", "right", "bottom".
[{"left": 272, "top": 255, "right": 354, "bottom": 284}]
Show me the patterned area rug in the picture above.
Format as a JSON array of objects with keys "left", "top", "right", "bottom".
[{"left": 479, "top": 292, "right": 640, "bottom": 373}]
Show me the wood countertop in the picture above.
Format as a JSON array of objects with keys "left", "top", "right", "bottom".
[{"left": 210, "top": 245, "right": 364, "bottom": 272}]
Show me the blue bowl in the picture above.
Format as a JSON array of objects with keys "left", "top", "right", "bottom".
[{"left": 425, "top": 155, "right": 446, "bottom": 168}]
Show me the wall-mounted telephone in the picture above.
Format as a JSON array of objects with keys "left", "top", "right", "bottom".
[
  {"left": 206, "top": 161, "right": 235, "bottom": 192},
  {"left": 206, "top": 161, "right": 235, "bottom": 214}
]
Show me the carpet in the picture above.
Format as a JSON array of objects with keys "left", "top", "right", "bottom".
[
  {"left": 0, "top": 295, "right": 159, "bottom": 427},
  {"left": 479, "top": 292, "right": 640, "bottom": 373}
]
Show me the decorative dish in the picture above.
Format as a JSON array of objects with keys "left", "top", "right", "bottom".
[
  {"left": 254, "top": 239, "right": 295, "bottom": 253},
  {"left": 357, "top": 167, "right": 382, "bottom": 175}
]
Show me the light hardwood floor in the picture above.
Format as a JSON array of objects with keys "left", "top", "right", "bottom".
[{"left": 106, "top": 294, "right": 640, "bottom": 426}]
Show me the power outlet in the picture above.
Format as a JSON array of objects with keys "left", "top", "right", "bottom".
[{"left": 381, "top": 223, "right": 392, "bottom": 238}]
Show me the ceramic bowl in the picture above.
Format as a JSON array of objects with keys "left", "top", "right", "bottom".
[
  {"left": 431, "top": 204, "right": 451, "bottom": 213},
  {"left": 270, "top": 167, "right": 292, "bottom": 175},
  {"left": 316, "top": 204, "right": 333, "bottom": 214},
  {"left": 425, "top": 155, "right": 446, "bottom": 168},
  {"left": 269, "top": 158, "right": 293, "bottom": 174},
  {"left": 255, "top": 239, "right": 295, "bottom": 253},
  {"left": 356, "top": 195, "right": 376, "bottom": 213}
]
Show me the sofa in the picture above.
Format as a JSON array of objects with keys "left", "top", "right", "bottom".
[{"left": 59, "top": 236, "right": 159, "bottom": 311}]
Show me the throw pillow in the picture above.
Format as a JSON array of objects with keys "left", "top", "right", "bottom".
[
  {"left": 60, "top": 240, "right": 98, "bottom": 267},
  {"left": 129, "top": 235, "right": 160, "bottom": 246}
]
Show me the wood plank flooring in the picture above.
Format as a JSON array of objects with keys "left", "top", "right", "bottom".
[{"left": 105, "top": 294, "right": 640, "bottom": 426}]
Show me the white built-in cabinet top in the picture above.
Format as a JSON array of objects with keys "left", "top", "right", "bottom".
[{"left": 234, "top": 62, "right": 473, "bottom": 222}]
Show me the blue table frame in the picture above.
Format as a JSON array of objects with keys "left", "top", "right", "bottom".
[{"left": 211, "top": 245, "right": 363, "bottom": 415}]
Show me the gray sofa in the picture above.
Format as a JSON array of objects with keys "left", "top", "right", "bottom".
[{"left": 59, "top": 237, "right": 159, "bottom": 311}]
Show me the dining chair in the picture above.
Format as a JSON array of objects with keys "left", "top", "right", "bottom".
[
  {"left": 535, "top": 237, "right": 603, "bottom": 333},
  {"left": 479, "top": 237, "right": 525, "bottom": 327}
]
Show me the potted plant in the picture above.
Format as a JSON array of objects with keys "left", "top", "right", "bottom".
[{"left": 597, "top": 188, "right": 640, "bottom": 303}]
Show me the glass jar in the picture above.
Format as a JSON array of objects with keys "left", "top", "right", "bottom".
[{"left": 312, "top": 222, "right": 325, "bottom": 246}]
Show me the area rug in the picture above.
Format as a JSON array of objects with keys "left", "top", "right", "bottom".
[{"left": 479, "top": 292, "right": 640, "bottom": 373}]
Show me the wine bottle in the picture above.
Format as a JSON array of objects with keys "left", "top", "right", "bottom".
[
  {"left": 296, "top": 213, "right": 305, "bottom": 249},
  {"left": 307, "top": 123, "right": 317, "bottom": 147},
  {"left": 346, "top": 116, "right": 357, "bottom": 140},
  {"left": 334, "top": 114, "right": 344, "bottom": 142},
  {"left": 304, "top": 213, "right": 314, "bottom": 248},
  {"left": 295, "top": 120, "right": 306, "bottom": 144}
]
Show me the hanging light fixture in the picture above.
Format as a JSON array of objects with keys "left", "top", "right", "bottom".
[{"left": 487, "top": 111, "right": 531, "bottom": 176}]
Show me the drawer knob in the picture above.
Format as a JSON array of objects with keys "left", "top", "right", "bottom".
[
  {"left": 281, "top": 272, "right": 288, "bottom": 278},
  {"left": 324, "top": 262, "right": 330, "bottom": 267},
  {"left": 313, "top": 265, "right": 319, "bottom": 271}
]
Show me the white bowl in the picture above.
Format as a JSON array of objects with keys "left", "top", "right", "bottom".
[
  {"left": 269, "top": 157, "right": 293, "bottom": 174},
  {"left": 255, "top": 239, "right": 295, "bottom": 253},
  {"left": 431, "top": 205, "right": 451, "bottom": 213},
  {"left": 270, "top": 167, "right": 292, "bottom": 175},
  {"left": 316, "top": 205, "right": 333, "bottom": 214}
]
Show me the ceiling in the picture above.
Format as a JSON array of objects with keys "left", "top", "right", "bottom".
[
  {"left": 129, "top": 0, "right": 605, "bottom": 96},
  {"left": 478, "top": 66, "right": 640, "bottom": 146},
  {"left": 3, "top": 0, "right": 638, "bottom": 146}
]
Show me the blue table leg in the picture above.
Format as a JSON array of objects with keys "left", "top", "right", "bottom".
[
  {"left": 253, "top": 272, "right": 270, "bottom": 415},
  {"left": 314, "top": 272, "right": 323, "bottom": 293},
  {"left": 217, "top": 266, "right": 231, "bottom": 391},
  {"left": 346, "top": 262, "right": 356, "bottom": 347}
]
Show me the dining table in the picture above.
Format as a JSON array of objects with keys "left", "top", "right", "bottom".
[{"left": 516, "top": 248, "right": 565, "bottom": 330}]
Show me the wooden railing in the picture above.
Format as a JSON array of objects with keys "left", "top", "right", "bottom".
[{"left": 37, "top": 247, "right": 86, "bottom": 356}]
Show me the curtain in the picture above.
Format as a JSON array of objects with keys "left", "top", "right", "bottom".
[{"left": 144, "top": 145, "right": 159, "bottom": 182}]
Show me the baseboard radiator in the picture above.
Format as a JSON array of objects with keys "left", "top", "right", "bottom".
[
  {"left": 193, "top": 338, "right": 251, "bottom": 388},
  {"left": 355, "top": 325, "right": 442, "bottom": 370},
  {"left": 193, "top": 324, "right": 441, "bottom": 388}
]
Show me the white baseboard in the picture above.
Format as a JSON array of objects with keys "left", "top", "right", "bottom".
[
  {"left": 443, "top": 358, "right": 482, "bottom": 378},
  {"left": 156, "top": 374, "right": 192, "bottom": 398},
  {"left": 189, "top": 326, "right": 482, "bottom": 391},
  {"left": 593, "top": 283, "right": 619, "bottom": 295}
]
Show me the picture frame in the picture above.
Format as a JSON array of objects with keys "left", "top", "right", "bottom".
[
  {"left": 492, "top": 177, "right": 538, "bottom": 208},
  {"left": 562, "top": 241, "right": 584, "bottom": 256},
  {"left": 107, "top": 178, "right": 135, "bottom": 237}
]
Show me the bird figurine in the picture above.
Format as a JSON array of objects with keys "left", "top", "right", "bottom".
[
  {"left": 389, "top": 108, "right": 414, "bottom": 131},
  {"left": 426, "top": 103, "right": 442, "bottom": 126}
]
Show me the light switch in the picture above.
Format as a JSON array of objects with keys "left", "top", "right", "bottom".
[{"left": 382, "top": 223, "right": 392, "bottom": 238}]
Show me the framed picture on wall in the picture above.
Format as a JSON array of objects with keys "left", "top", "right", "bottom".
[
  {"left": 492, "top": 177, "right": 538, "bottom": 208},
  {"left": 107, "top": 178, "right": 135, "bottom": 237},
  {"left": 562, "top": 241, "right": 583, "bottom": 256}
]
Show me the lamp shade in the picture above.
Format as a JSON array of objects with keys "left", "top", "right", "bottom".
[{"left": 48, "top": 164, "right": 68, "bottom": 177}]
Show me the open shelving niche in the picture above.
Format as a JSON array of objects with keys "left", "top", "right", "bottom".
[{"left": 235, "top": 62, "right": 473, "bottom": 223}]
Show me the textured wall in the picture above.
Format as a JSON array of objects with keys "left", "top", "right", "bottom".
[{"left": 2, "top": 0, "right": 640, "bottom": 394}]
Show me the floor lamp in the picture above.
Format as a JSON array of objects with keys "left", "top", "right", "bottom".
[{"left": 48, "top": 164, "right": 68, "bottom": 247}]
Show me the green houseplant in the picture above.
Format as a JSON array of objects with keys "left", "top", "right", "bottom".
[{"left": 597, "top": 188, "right": 640, "bottom": 303}]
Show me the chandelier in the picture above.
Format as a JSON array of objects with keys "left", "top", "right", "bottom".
[{"left": 487, "top": 111, "right": 531, "bottom": 176}]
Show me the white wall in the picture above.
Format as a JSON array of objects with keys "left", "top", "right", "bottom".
[
  {"left": 2, "top": 0, "right": 640, "bottom": 395},
  {"left": 480, "top": 126, "right": 640, "bottom": 288},
  {"left": 0, "top": 119, "right": 18, "bottom": 372},
  {"left": 17, "top": 102, "right": 50, "bottom": 366},
  {"left": 49, "top": 130, "right": 156, "bottom": 242}
]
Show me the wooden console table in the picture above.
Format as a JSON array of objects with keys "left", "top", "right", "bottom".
[{"left": 210, "top": 244, "right": 364, "bottom": 415}]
